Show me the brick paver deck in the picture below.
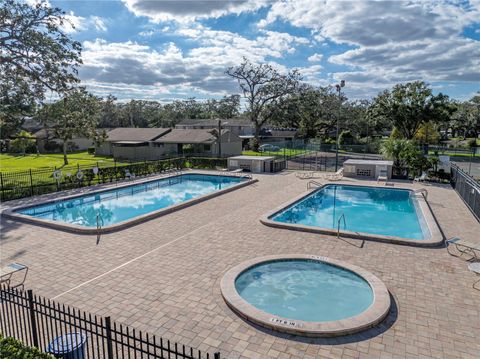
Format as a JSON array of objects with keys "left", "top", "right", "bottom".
[{"left": 1, "top": 171, "right": 479, "bottom": 358}]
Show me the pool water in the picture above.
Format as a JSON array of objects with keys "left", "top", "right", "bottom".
[
  {"left": 272, "top": 185, "right": 428, "bottom": 240},
  {"left": 235, "top": 259, "right": 374, "bottom": 322},
  {"left": 18, "top": 174, "right": 243, "bottom": 227}
]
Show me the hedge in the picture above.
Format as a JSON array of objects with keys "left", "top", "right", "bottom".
[{"left": 0, "top": 334, "right": 54, "bottom": 359}]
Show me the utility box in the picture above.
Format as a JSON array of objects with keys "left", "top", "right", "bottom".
[
  {"left": 343, "top": 159, "right": 394, "bottom": 180},
  {"left": 228, "top": 155, "right": 276, "bottom": 173}
]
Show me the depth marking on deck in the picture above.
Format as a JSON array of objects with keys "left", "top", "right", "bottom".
[{"left": 51, "top": 220, "right": 220, "bottom": 300}]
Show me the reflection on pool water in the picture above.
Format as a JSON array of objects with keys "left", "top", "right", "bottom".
[
  {"left": 18, "top": 174, "right": 243, "bottom": 227},
  {"left": 235, "top": 259, "right": 374, "bottom": 322},
  {"left": 272, "top": 185, "right": 429, "bottom": 240}
]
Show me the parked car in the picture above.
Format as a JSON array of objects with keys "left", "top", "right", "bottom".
[{"left": 259, "top": 144, "right": 280, "bottom": 152}]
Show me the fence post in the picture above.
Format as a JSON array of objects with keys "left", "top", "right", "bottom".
[
  {"left": 29, "top": 169, "right": 34, "bottom": 196},
  {"left": 105, "top": 316, "right": 114, "bottom": 359},
  {"left": 0, "top": 171, "right": 4, "bottom": 201},
  {"left": 27, "top": 290, "right": 39, "bottom": 348}
]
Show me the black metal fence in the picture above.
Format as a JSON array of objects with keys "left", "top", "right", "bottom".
[
  {"left": 0, "top": 286, "right": 220, "bottom": 358},
  {"left": 451, "top": 163, "right": 480, "bottom": 222},
  {"left": 0, "top": 157, "right": 227, "bottom": 202}
]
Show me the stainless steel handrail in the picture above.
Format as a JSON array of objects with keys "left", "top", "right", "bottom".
[
  {"left": 96, "top": 213, "right": 104, "bottom": 233},
  {"left": 307, "top": 180, "right": 322, "bottom": 189},
  {"left": 411, "top": 188, "right": 428, "bottom": 200},
  {"left": 337, "top": 213, "right": 346, "bottom": 239}
]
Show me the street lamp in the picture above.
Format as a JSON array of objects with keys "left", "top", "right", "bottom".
[{"left": 335, "top": 80, "right": 345, "bottom": 171}]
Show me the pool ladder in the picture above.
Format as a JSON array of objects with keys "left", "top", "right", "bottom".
[
  {"left": 337, "top": 213, "right": 346, "bottom": 239},
  {"left": 307, "top": 180, "right": 322, "bottom": 190},
  {"left": 411, "top": 188, "right": 428, "bottom": 200},
  {"left": 96, "top": 213, "right": 104, "bottom": 233}
]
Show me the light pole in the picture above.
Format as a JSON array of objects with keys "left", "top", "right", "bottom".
[
  {"left": 217, "top": 120, "right": 228, "bottom": 158},
  {"left": 335, "top": 80, "right": 345, "bottom": 172},
  {"left": 218, "top": 120, "right": 222, "bottom": 158}
]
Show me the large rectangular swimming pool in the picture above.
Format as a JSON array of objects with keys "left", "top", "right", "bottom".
[
  {"left": 271, "top": 185, "right": 430, "bottom": 240},
  {"left": 16, "top": 174, "right": 245, "bottom": 228}
]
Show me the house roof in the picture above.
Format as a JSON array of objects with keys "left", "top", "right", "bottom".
[
  {"left": 155, "top": 129, "right": 229, "bottom": 144},
  {"left": 260, "top": 128, "right": 297, "bottom": 138},
  {"left": 106, "top": 128, "right": 171, "bottom": 142},
  {"left": 176, "top": 118, "right": 252, "bottom": 127}
]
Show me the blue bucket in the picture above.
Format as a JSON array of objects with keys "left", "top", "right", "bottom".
[{"left": 47, "top": 333, "right": 87, "bottom": 359}]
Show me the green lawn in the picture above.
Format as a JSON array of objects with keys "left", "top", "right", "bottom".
[
  {"left": 0, "top": 151, "right": 117, "bottom": 172},
  {"left": 242, "top": 148, "right": 308, "bottom": 157},
  {"left": 428, "top": 150, "right": 478, "bottom": 158}
]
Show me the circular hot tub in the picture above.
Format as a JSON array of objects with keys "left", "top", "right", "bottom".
[{"left": 220, "top": 254, "right": 390, "bottom": 337}]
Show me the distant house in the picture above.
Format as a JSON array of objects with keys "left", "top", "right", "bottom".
[
  {"left": 175, "top": 118, "right": 253, "bottom": 137},
  {"left": 175, "top": 119, "right": 298, "bottom": 146},
  {"left": 95, "top": 127, "right": 172, "bottom": 160},
  {"left": 259, "top": 128, "right": 298, "bottom": 143},
  {"left": 95, "top": 127, "right": 242, "bottom": 160},
  {"left": 155, "top": 129, "right": 242, "bottom": 157},
  {"left": 34, "top": 129, "right": 95, "bottom": 153}
]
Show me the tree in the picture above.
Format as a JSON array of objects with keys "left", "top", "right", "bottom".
[
  {"left": 37, "top": 89, "right": 102, "bottom": 165},
  {"left": 0, "top": 0, "right": 82, "bottom": 138},
  {"left": 226, "top": 58, "right": 301, "bottom": 148},
  {"left": 9, "top": 130, "right": 36, "bottom": 155},
  {"left": 414, "top": 122, "right": 440, "bottom": 144},
  {"left": 369, "top": 81, "right": 451, "bottom": 139},
  {"left": 450, "top": 93, "right": 480, "bottom": 139},
  {"left": 381, "top": 138, "right": 418, "bottom": 177}
]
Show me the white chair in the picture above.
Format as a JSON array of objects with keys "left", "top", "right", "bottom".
[
  {"left": 468, "top": 262, "right": 480, "bottom": 290},
  {"left": 414, "top": 172, "right": 427, "bottom": 182},
  {"left": 377, "top": 169, "right": 388, "bottom": 183}
]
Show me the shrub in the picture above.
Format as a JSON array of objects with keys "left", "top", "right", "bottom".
[
  {"left": 467, "top": 138, "right": 477, "bottom": 148},
  {"left": 338, "top": 130, "right": 356, "bottom": 146},
  {"left": 248, "top": 138, "right": 260, "bottom": 152},
  {"left": 87, "top": 147, "right": 95, "bottom": 155},
  {"left": 0, "top": 334, "right": 54, "bottom": 359},
  {"left": 43, "top": 140, "right": 62, "bottom": 152},
  {"left": 9, "top": 130, "right": 36, "bottom": 154}
]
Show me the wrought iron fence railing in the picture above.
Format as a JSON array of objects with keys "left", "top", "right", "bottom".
[
  {"left": 451, "top": 163, "right": 480, "bottom": 222},
  {"left": 0, "top": 157, "right": 227, "bottom": 202},
  {"left": 0, "top": 286, "right": 220, "bottom": 358}
]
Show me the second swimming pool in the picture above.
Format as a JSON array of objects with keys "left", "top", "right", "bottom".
[{"left": 271, "top": 185, "right": 430, "bottom": 240}]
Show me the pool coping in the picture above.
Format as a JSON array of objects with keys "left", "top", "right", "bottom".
[
  {"left": 2, "top": 171, "right": 258, "bottom": 235},
  {"left": 259, "top": 183, "right": 444, "bottom": 247},
  {"left": 220, "top": 254, "right": 391, "bottom": 337}
]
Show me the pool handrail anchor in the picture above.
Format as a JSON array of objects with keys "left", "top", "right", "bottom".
[
  {"left": 411, "top": 188, "right": 428, "bottom": 200},
  {"left": 337, "top": 213, "right": 346, "bottom": 239},
  {"left": 307, "top": 180, "right": 322, "bottom": 190}
]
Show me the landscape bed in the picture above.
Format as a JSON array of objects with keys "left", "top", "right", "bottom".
[{"left": 3, "top": 172, "right": 257, "bottom": 234}]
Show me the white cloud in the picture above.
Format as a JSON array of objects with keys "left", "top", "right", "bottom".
[
  {"left": 122, "top": 0, "right": 269, "bottom": 23},
  {"left": 61, "top": 13, "right": 108, "bottom": 34},
  {"left": 308, "top": 53, "right": 323, "bottom": 62},
  {"left": 78, "top": 22, "right": 313, "bottom": 99},
  {"left": 260, "top": 0, "right": 480, "bottom": 96},
  {"left": 91, "top": 16, "right": 107, "bottom": 32}
]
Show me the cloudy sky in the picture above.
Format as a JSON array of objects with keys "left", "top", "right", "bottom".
[{"left": 49, "top": 0, "right": 480, "bottom": 102}]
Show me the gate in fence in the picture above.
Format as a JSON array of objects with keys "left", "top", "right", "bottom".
[{"left": 0, "top": 286, "right": 221, "bottom": 358}]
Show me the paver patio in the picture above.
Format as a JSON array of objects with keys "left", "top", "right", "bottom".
[{"left": 1, "top": 170, "right": 479, "bottom": 359}]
